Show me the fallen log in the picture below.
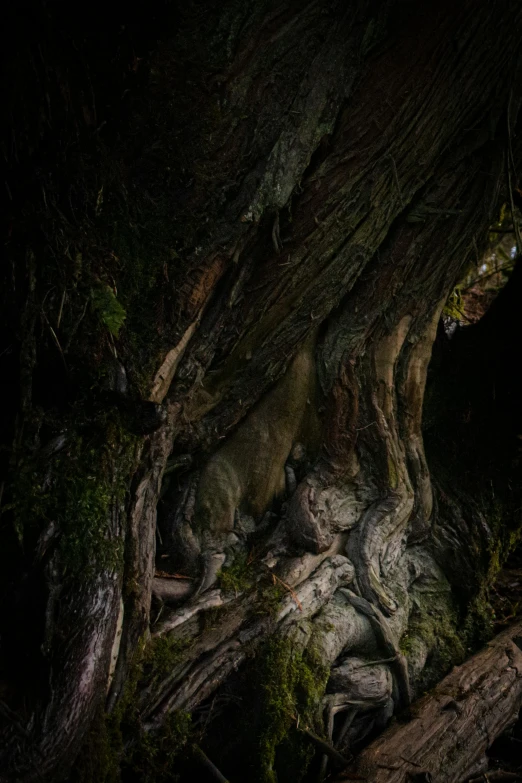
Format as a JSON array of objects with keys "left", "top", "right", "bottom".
[{"left": 342, "top": 621, "right": 522, "bottom": 783}]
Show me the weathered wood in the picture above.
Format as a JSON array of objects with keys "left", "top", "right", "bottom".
[
  {"left": 343, "top": 622, "right": 522, "bottom": 783},
  {"left": 1, "top": 1, "right": 522, "bottom": 781},
  {"left": 144, "top": 555, "right": 355, "bottom": 722}
]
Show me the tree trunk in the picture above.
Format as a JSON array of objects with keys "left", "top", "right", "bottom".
[{"left": 1, "top": 1, "right": 522, "bottom": 781}]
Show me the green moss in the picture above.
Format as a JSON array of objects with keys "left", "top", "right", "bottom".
[
  {"left": 462, "top": 590, "right": 495, "bottom": 649},
  {"left": 116, "top": 636, "right": 192, "bottom": 783},
  {"left": 216, "top": 555, "right": 290, "bottom": 617},
  {"left": 387, "top": 455, "right": 398, "bottom": 489},
  {"left": 70, "top": 706, "right": 122, "bottom": 783},
  {"left": 401, "top": 594, "right": 466, "bottom": 691},
  {"left": 142, "top": 634, "right": 191, "bottom": 685},
  {"left": 462, "top": 503, "right": 522, "bottom": 648},
  {"left": 217, "top": 552, "right": 255, "bottom": 595},
  {"left": 200, "top": 604, "right": 230, "bottom": 631},
  {"left": 255, "top": 636, "right": 329, "bottom": 783},
  {"left": 9, "top": 415, "right": 138, "bottom": 576},
  {"left": 78, "top": 706, "right": 192, "bottom": 783},
  {"left": 256, "top": 578, "right": 286, "bottom": 618},
  {"left": 486, "top": 507, "right": 521, "bottom": 581},
  {"left": 443, "top": 285, "right": 465, "bottom": 321},
  {"left": 91, "top": 282, "right": 127, "bottom": 337}
]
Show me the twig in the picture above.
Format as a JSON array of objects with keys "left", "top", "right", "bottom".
[
  {"left": 494, "top": 612, "right": 518, "bottom": 625},
  {"left": 64, "top": 299, "right": 88, "bottom": 354},
  {"left": 355, "top": 421, "right": 377, "bottom": 432},
  {"left": 56, "top": 288, "right": 66, "bottom": 329},
  {"left": 0, "top": 700, "right": 30, "bottom": 737},
  {"left": 336, "top": 707, "right": 357, "bottom": 748},
  {"left": 272, "top": 212, "right": 282, "bottom": 254},
  {"left": 299, "top": 727, "right": 351, "bottom": 768},
  {"left": 272, "top": 572, "right": 303, "bottom": 611},
  {"left": 152, "top": 603, "right": 164, "bottom": 626},
  {"left": 507, "top": 90, "right": 522, "bottom": 254},
  {"left": 193, "top": 744, "right": 230, "bottom": 782},
  {"left": 201, "top": 694, "right": 218, "bottom": 736},
  {"left": 357, "top": 656, "right": 397, "bottom": 667},
  {"left": 460, "top": 263, "right": 514, "bottom": 294},
  {"left": 154, "top": 570, "right": 194, "bottom": 580},
  {"left": 42, "top": 312, "right": 68, "bottom": 371},
  {"left": 469, "top": 773, "right": 521, "bottom": 783}
]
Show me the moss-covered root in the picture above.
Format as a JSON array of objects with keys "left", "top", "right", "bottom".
[
  {"left": 255, "top": 635, "right": 329, "bottom": 783},
  {"left": 400, "top": 593, "right": 465, "bottom": 695}
]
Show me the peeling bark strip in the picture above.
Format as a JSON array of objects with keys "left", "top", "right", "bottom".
[
  {"left": 346, "top": 622, "right": 522, "bottom": 783},
  {"left": 149, "top": 314, "right": 202, "bottom": 404}
]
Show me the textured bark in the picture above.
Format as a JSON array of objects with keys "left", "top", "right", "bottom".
[
  {"left": 1, "top": 1, "right": 522, "bottom": 781},
  {"left": 345, "top": 621, "right": 522, "bottom": 783}
]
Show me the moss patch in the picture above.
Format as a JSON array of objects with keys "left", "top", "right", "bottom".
[
  {"left": 141, "top": 634, "right": 192, "bottom": 687},
  {"left": 199, "top": 632, "right": 329, "bottom": 783},
  {"left": 255, "top": 636, "right": 329, "bottom": 783},
  {"left": 117, "top": 636, "right": 192, "bottom": 783},
  {"left": 8, "top": 414, "right": 138, "bottom": 576},
  {"left": 217, "top": 552, "right": 255, "bottom": 595},
  {"left": 256, "top": 577, "right": 287, "bottom": 618},
  {"left": 401, "top": 593, "right": 466, "bottom": 692}
]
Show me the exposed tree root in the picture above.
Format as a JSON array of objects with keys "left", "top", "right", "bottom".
[{"left": 343, "top": 621, "right": 522, "bottom": 783}]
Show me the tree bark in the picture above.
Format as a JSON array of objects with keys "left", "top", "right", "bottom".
[
  {"left": 344, "top": 621, "right": 522, "bottom": 783},
  {"left": 1, "top": 1, "right": 522, "bottom": 781}
]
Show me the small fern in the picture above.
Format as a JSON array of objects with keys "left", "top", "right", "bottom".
[{"left": 91, "top": 283, "right": 127, "bottom": 337}]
